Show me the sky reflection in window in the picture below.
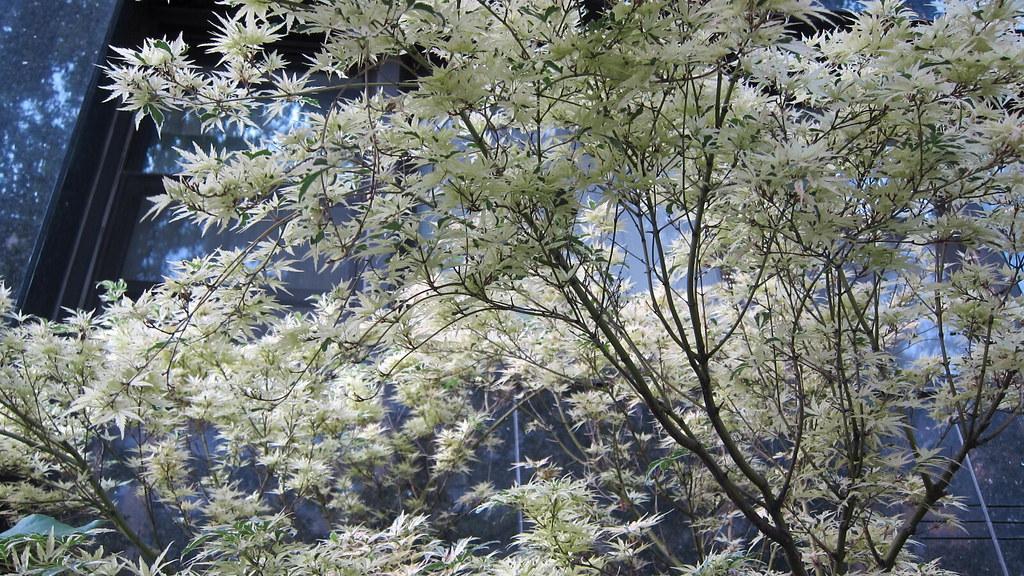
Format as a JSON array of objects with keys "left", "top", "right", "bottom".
[{"left": 0, "top": 0, "right": 117, "bottom": 292}]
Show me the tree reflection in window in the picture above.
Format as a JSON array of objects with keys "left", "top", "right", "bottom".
[
  {"left": 119, "top": 67, "right": 396, "bottom": 306},
  {"left": 0, "top": 0, "right": 118, "bottom": 292}
]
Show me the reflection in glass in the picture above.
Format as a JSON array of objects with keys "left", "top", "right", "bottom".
[
  {"left": 141, "top": 73, "right": 364, "bottom": 174},
  {"left": 143, "top": 103, "right": 311, "bottom": 174},
  {"left": 122, "top": 72, "right": 383, "bottom": 303},
  {"left": 0, "top": 0, "right": 117, "bottom": 292},
  {"left": 122, "top": 201, "right": 356, "bottom": 304},
  {"left": 819, "top": 0, "right": 942, "bottom": 18}
]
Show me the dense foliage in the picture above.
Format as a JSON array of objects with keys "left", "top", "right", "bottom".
[{"left": 2, "top": 0, "right": 1024, "bottom": 574}]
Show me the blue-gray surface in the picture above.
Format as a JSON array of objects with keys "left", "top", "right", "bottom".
[
  {"left": 0, "top": 0, "right": 117, "bottom": 293},
  {"left": 822, "top": 0, "right": 942, "bottom": 17}
]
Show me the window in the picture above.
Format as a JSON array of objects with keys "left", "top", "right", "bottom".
[
  {"left": 18, "top": 1, "right": 406, "bottom": 314},
  {"left": 0, "top": 0, "right": 118, "bottom": 296},
  {"left": 103, "top": 73, "right": 389, "bottom": 307}
]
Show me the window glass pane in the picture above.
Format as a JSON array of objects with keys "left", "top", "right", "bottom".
[
  {"left": 124, "top": 100, "right": 353, "bottom": 303},
  {"left": 120, "top": 65, "right": 402, "bottom": 303},
  {"left": 121, "top": 200, "right": 356, "bottom": 305},
  {"left": 960, "top": 412, "right": 1024, "bottom": 570},
  {"left": 819, "top": 0, "right": 942, "bottom": 18},
  {"left": 909, "top": 411, "right": 1007, "bottom": 575},
  {"left": 142, "top": 103, "right": 316, "bottom": 175},
  {"left": 0, "top": 0, "right": 118, "bottom": 293},
  {"left": 140, "top": 74, "right": 368, "bottom": 174}
]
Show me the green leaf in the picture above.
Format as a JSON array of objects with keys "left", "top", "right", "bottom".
[
  {"left": 0, "top": 515, "right": 104, "bottom": 539},
  {"left": 144, "top": 104, "right": 165, "bottom": 127},
  {"left": 182, "top": 532, "right": 215, "bottom": 556},
  {"left": 645, "top": 449, "right": 686, "bottom": 479},
  {"left": 146, "top": 340, "right": 170, "bottom": 355},
  {"left": 154, "top": 40, "right": 173, "bottom": 54},
  {"left": 410, "top": 1, "right": 439, "bottom": 18},
  {"left": 319, "top": 338, "right": 333, "bottom": 353},
  {"left": 754, "top": 310, "right": 770, "bottom": 328},
  {"left": 298, "top": 168, "right": 328, "bottom": 201}
]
